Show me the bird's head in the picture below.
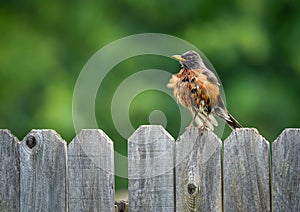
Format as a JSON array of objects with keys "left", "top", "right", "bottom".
[{"left": 172, "top": 50, "right": 204, "bottom": 69}]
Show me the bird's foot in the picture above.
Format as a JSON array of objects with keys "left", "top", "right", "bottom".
[{"left": 198, "top": 123, "right": 207, "bottom": 131}]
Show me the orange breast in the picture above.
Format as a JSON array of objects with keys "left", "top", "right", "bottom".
[{"left": 171, "top": 68, "right": 220, "bottom": 113}]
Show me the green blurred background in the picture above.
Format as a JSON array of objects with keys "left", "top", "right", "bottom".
[{"left": 1, "top": 0, "right": 300, "bottom": 192}]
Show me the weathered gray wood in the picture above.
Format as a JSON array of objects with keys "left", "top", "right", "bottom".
[
  {"left": 1, "top": 127, "right": 300, "bottom": 211},
  {"left": 224, "top": 128, "right": 270, "bottom": 211},
  {"left": 128, "top": 125, "right": 175, "bottom": 212},
  {"left": 68, "top": 129, "right": 114, "bottom": 212},
  {"left": 272, "top": 128, "right": 300, "bottom": 212},
  {"left": 175, "top": 127, "right": 222, "bottom": 212},
  {"left": 20, "top": 129, "right": 67, "bottom": 212},
  {"left": 0, "top": 130, "right": 20, "bottom": 211}
]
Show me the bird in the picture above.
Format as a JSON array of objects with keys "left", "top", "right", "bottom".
[{"left": 167, "top": 50, "right": 242, "bottom": 131}]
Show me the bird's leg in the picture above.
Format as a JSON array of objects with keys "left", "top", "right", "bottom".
[
  {"left": 186, "top": 111, "right": 197, "bottom": 130},
  {"left": 199, "top": 122, "right": 207, "bottom": 130},
  {"left": 199, "top": 113, "right": 209, "bottom": 130}
]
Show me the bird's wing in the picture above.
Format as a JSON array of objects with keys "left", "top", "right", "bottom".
[
  {"left": 187, "top": 70, "right": 219, "bottom": 128},
  {"left": 167, "top": 68, "right": 219, "bottom": 129},
  {"left": 201, "top": 68, "right": 220, "bottom": 85},
  {"left": 187, "top": 70, "right": 219, "bottom": 110},
  {"left": 214, "top": 95, "right": 242, "bottom": 129},
  {"left": 214, "top": 96, "right": 230, "bottom": 120}
]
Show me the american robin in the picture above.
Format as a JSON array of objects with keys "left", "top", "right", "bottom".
[{"left": 167, "top": 50, "right": 242, "bottom": 130}]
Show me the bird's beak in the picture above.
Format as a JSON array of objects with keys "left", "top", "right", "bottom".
[{"left": 172, "top": 55, "right": 186, "bottom": 62}]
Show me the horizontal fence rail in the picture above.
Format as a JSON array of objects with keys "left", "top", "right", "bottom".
[{"left": 0, "top": 126, "right": 299, "bottom": 211}]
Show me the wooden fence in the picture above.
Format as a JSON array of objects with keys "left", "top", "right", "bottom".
[{"left": 0, "top": 126, "right": 299, "bottom": 211}]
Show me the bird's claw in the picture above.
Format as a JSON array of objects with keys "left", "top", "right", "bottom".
[{"left": 199, "top": 123, "right": 207, "bottom": 130}]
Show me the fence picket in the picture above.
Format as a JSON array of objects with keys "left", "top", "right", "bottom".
[
  {"left": 272, "top": 128, "right": 300, "bottom": 212},
  {"left": 1, "top": 126, "right": 300, "bottom": 211},
  {"left": 223, "top": 128, "right": 270, "bottom": 211},
  {"left": 175, "top": 128, "right": 222, "bottom": 212},
  {"left": 128, "top": 125, "right": 175, "bottom": 211},
  {"left": 0, "top": 130, "right": 20, "bottom": 211},
  {"left": 68, "top": 129, "right": 114, "bottom": 212},
  {"left": 19, "top": 130, "right": 67, "bottom": 212}
]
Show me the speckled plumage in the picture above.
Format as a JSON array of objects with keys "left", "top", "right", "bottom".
[{"left": 167, "top": 50, "right": 242, "bottom": 130}]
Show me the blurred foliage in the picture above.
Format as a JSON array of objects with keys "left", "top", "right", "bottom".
[{"left": 1, "top": 0, "right": 300, "bottom": 190}]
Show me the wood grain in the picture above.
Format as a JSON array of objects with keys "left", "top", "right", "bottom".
[
  {"left": 0, "top": 130, "right": 20, "bottom": 211},
  {"left": 68, "top": 129, "right": 115, "bottom": 212},
  {"left": 1, "top": 126, "right": 300, "bottom": 211},
  {"left": 175, "top": 127, "right": 222, "bottom": 212},
  {"left": 128, "top": 125, "right": 175, "bottom": 212},
  {"left": 19, "top": 129, "right": 67, "bottom": 212},
  {"left": 224, "top": 128, "right": 270, "bottom": 212},
  {"left": 272, "top": 128, "right": 300, "bottom": 212}
]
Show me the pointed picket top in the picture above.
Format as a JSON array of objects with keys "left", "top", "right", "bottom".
[
  {"left": 20, "top": 129, "right": 66, "bottom": 152},
  {"left": 68, "top": 129, "right": 115, "bottom": 212},
  {"left": 0, "top": 129, "right": 19, "bottom": 142},
  {"left": 128, "top": 125, "right": 174, "bottom": 144},
  {"left": 272, "top": 128, "right": 300, "bottom": 211},
  {"left": 175, "top": 127, "right": 222, "bottom": 212},
  {"left": 69, "top": 129, "right": 114, "bottom": 173},
  {"left": 128, "top": 125, "right": 175, "bottom": 211},
  {"left": 175, "top": 127, "right": 222, "bottom": 167},
  {"left": 224, "top": 128, "right": 270, "bottom": 212},
  {"left": 0, "top": 130, "right": 20, "bottom": 211},
  {"left": 19, "top": 129, "right": 67, "bottom": 212},
  {"left": 128, "top": 125, "right": 175, "bottom": 179}
]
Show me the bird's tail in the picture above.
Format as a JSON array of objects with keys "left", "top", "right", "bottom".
[
  {"left": 226, "top": 112, "right": 242, "bottom": 129},
  {"left": 215, "top": 96, "right": 242, "bottom": 129}
]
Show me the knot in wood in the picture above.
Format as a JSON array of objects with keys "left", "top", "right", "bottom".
[
  {"left": 26, "top": 135, "right": 37, "bottom": 149},
  {"left": 187, "top": 182, "right": 198, "bottom": 195},
  {"left": 115, "top": 200, "right": 128, "bottom": 212}
]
